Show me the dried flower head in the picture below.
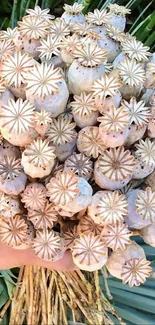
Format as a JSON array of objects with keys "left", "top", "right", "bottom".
[
  {"left": 135, "top": 138, "right": 155, "bottom": 167},
  {"left": 122, "top": 39, "right": 151, "bottom": 62},
  {"left": 121, "top": 258, "right": 152, "bottom": 287},
  {"left": 72, "top": 232, "right": 108, "bottom": 271},
  {"left": 71, "top": 92, "right": 97, "bottom": 116},
  {"left": 32, "top": 229, "right": 65, "bottom": 261},
  {"left": 27, "top": 201, "right": 58, "bottom": 229},
  {"left": 103, "top": 223, "right": 131, "bottom": 251},
  {"left": 26, "top": 6, "right": 55, "bottom": 21},
  {"left": 18, "top": 15, "right": 49, "bottom": 39},
  {"left": 47, "top": 116, "right": 77, "bottom": 145},
  {"left": 71, "top": 22, "right": 93, "bottom": 36},
  {"left": 25, "top": 62, "right": 63, "bottom": 98},
  {"left": 21, "top": 183, "right": 47, "bottom": 211},
  {"left": 63, "top": 225, "right": 79, "bottom": 249},
  {"left": 121, "top": 97, "right": 151, "bottom": 126},
  {"left": 108, "top": 4, "right": 131, "bottom": 16},
  {"left": 46, "top": 171, "right": 79, "bottom": 206},
  {"left": 78, "top": 214, "right": 103, "bottom": 236},
  {"left": 118, "top": 58, "right": 145, "bottom": 87},
  {"left": 135, "top": 187, "right": 155, "bottom": 223},
  {"left": 98, "top": 105, "right": 129, "bottom": 132},
  {"left": 1, "top": 51, "right": 34, "bottom": 88},
  {"left": 91, "top": 74, "right": 121, "bottom": 99},
  {"left": 33, "top": 109, "right": 51, "bottom": 127},
  {"left": 37, "top": 35, "right": 61, "bottom": 60},
  {"left": 64, "top": 153, "right": 93, "bottom": 179},
  {"left": 0, "top": 215, "right": 27, "bottom": 247},
  {"left": 0, "top": 27, "right": 19, "bottom": 42},
  {"left": 60, "top": 34, "right": 81, "bottom": 53},
  {"left": 105, "top": 25, "right": 126, "bottom": 43},
  {"left": 0, "top": 40, "right": 15, "bottom": 62},
  {"left": 98, "top": 147, "right": 135, "bottom": 181},
  {"left": 63, "top": 3, "right": 84, "bottom": 14},
  {"left": 96, "top": 191, "right": 128, "bottom": 224},
  {"left": 77, "top": 127, "right": 106, "bottom": 158},
  {"left": 0, "top": 156, "right": 22, "bottom": 181},
  {"left": 0, "top": 98, "right": 35, "bottom": 134},
  {"left": 72, "top": 43, "right": 107, "bottom": 67},
  {"left": 49, "top": 19, "right": 70, "bottom": 42},
  {"left": 86, "top": 9, "right": 112, "bottom": 26}
]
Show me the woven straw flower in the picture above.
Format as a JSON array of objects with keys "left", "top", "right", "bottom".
[
  {"left": 0, "top": 98, "right": 35, "bottom": 134},
  {"left": 98, "top": 147, "right": 135, "bottom": 181},
  {"left": 47, "top": 116, "right": 77, "bottom": 146},
  {"left": 32, "top": 229, "right": 65, "bottom": 261},
  {"left": 72, "top": 43, "right": 107, "bottom": 67},
  {"left": 86, "top": 9, "right": 112, "bottom": 25},
  {"left": 25, "top": 62, "right": 63, "bottom": 98},
  {"left": 64, "top": 153, "right": 93, "bottom": 179},
  {"left": 96, "top": 191, "right": 128, "bottom": 224},
  {"left": 108, "top": 4, "right": 131, "bottom": 16},
  {"left": 21, "top": 183, "right": 47, "bottom": 211},
  {"left": 49, "top": 19, "right": 70, "bottom": 42},
  {"left": 37, "top": 35, "right": 61, "bottom": 60},
  {"left": 0, "top": 156, "right": 22, "bottom": 180},
  {"left": 98, "top": 105, "right": 129, "bottom": 132},
  {"left": 63, "top": 3, "right": 84, "bottom": 14},
  {"left": 122, "top": 39, "right": 151, "bottom": 62},
  {"left": 121, "top": 97, "right": 151, "bottom": 126},
  {"left": 26, "top": 6, "right": 55, "bottom": 21},
  {"left": 135, "top": 188, "right": 155, "bottom": 223},
  {"left": 0, "top": 40, "right": 15, "bottom": 62},
  {"left": 77, "top": 127, "right": 106, "bottom": 158},
  {"left": 18, "top": 15, "right": 49, "bottom": 39},
  {"left": 0, "top": 27, "right": 19, "bottom": 42},
  {"left": 71, "top": 22, "right": 93, "bottom": 36},
  {"left": 103, "top": 223, "right": 131, "bottom": 251},
  {"left": 121, "top": 258, "right": 152, "bottom": 287},
  {"left": 72, "top": 232, "right": 108, "bottom": 271},
  {"left": 118, "top": 58, "right": 145, "bottom": 87},
  {"left": 1, "top": 51, "right": 34, "bottom": 88},
  {"left": 105, "top": 25, "right": 126, "bottom": 43},
  {"left": 27, "top": 201, "right": 58, "bottom": 229},
  {"left": 78, "top": 214, "right": 103, "bottom": 236},
  {"left": 71, "top": 92, "right": 97, "bottom": 117},
  {"left": 135, "top": 138, "right": 155, "bottom": 167},
  {"left": 33, "top": 109, "right": 52, "bottom": 127},
  {"left": 63, "top": 225, "right": 79, "bottom": 249},
  {"left": 0, "top": 215, "right": 27, "bottom": 247},
  {"left": 46, "top": 171, "right": 79, "bottom": 206},
  {"left": 91, "top": 74, "right": 121, "bottom": 99}
]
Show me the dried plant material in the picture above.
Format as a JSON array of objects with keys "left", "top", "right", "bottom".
[
  {"left": 37, "top": 35, "right": 61, "bottom": 60},
  {"left": 135, "top": 187, "right": 155, "bottom": 222},
  {"left": 147, "top": 63, "right": 155, "bottom": 74},
  {"left": 0, "top": 27, "right": 19, "bottom": 42},
  {"left": 0, "top": 79, "right": 6, "bottom": 94},
  {"left": 25, "top": 62, "right": 63, "bottom": 98},
  {"left": 49, "top": 19, "right": 70, "bottom": 42},
  {"left": 46, "top": 171, "right": 79, "bottom": 206},
  {"left": 21, "top": 183, "right": 46, "bottom": 211},
  {"left": 122, "top": 39, "right": 151, "bottom": 62},
  {"left": 103, "top": 223, "right": 131, "bottom": 250},
  {"left": 71, "top": 92, "right": 97, "bottom": 117},
  {"left": 121, "top": 97, "right": 151, "bottom": 126},
  {"left": 0, "top": 192, "right": 11, "bottom": 212},
  {"left": 0, "top": 156, "right": 22, "bottom": 180},
  {"left": 0, "top": 39, "right": 15, "bottom": 62},
  {"left": 64, "top": 153, "right": 93, "bottom": 179},
  {"left": 32, "top": 229, "right": 65, "bottom": 261},
  {"left": 71, "top": 22, "right": 93, "bottom": 36},
  {"left": 121, "top": 258, "right": 152, "bottom": 287},
  {"left": 98, "top": 105, "right": 129, "bottom": 132},
  {"left": 47, "top": 116, "right": 77, "bottom": 145},
  {"left": 0, "top": 215, "right": 27, "bottom": 247},
  {"left": 26, "top": 6, "right": 55, "bottom": 21},
  {"left": 72, "top": 232, "right": 108, "bottom": 271},
  {"left": 27, "top": 201, "right": 58, "bottom": 229},
  {"left": 60, "top": 34, "right": 81, "bottom": 53},
  {"left": 0, "top": 98, "right": 34, "bottom": 134},
  {"left": 63, "top": 3, "right": 84, "bottom": 14},
  {"left": 86, "top": 9, "right": 112, "bottom": 25},
  {"left": 135, "top": 138, "right": 155, "bottom": 167},
  {"left": 108, "top": 4, "right": 131, "bottom": 16},
  {"left": 63, "top": 225, "right": 79, "bottom": 249},
  {"left": 77, "top": 126, "right": 106, "bottom": 158},
  {"left": 105, "top": 25, "right": 126, "bottom": 43},
  {"left": 78, "top": 214, "right": 103, "bottom": 236},
  {"left": 18, "top": 15, "right": 49, "bottom": 39},
  {"left": 33, "top": 109, "right": 51, "bottom": 127},
  {"left": 118, "top": 58, "right": 145, "bottom": 87},
  {"left": 72, "top": 43, "right": 107, "bottom": 67},
  {"left": 98, "top": 147, "right": 135, "bottom": 181},
  {"left": 91, "top": 74, "right": 121, "bottom": 99}
]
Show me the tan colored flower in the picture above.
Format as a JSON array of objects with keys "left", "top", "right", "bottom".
[
  {"left": 77, "top": 126, "right": 106, "bottom": 158},
  {"left": 108, "top": 4, "right": 131, "bottom": 16},
  {"left": 25, "top": 62, "right": 63, "bottom": 98},
  {"left": 47, "top": 116, "right": 77, "bottom": 145},
  {"left": 103, "top": 223, "right": 131, "bottom": 250},
  {"left": 63, "top": 3, "right": 84, "bottom": 14},
  {"left": 71, "top": 22, "right": 93, "bottom": 36},
  {"left": 86, "top": 9, "right": 112, "bottom": 26},
  {"left": 0, "top": 215, "right": 27, "bottom": 247},
  {"left": 26, "top": 6, "right": 55, "bottom": 21},
  {"left": 64, "top": 152, "right": 93, "bottom": 179},
  {"left": 37, "top": 35, "right": 61, "bottom": 60},
  {"left": 18, "top": 15, "right": 49, "bottom": 39},
  {"left": 98, "top": 147, "right": 135, "bottom": 181},
  {"left": 78, "top": 214, "right": 103, "bottom": 236},
  {"left": 91, "top": 74, "right": 121, "bottom": 99},
  {"left": 122, "top": 39, "right": 151, "bottom": 62},
  {"left": 121, "top": 258, "right": 152, "bottom": 287},
  {"left": 46, "top": 171, "right": 79, "bottom": 206},
  {"left": 0, "top": 40, "right": 15, "bottom": 62},
  {"left": 0, "top": 156, "right": 22, "bottom": 181},
  {"left": 0, "top": 27, "right": 19, "bottom": 42},
  {"left": 105, "top": 25, "right": 126, "bottom": 43},
  {"left": 118, "top": 58, "right": 145, "bottom": 87},
  {"left": 21, "top": 183, "right": 47, "bottom": 211},
  {"left": 27, "top": 201, "right": 58, "bottom": 229},
  {"left": 60, "top": 34, "right": 81, "bottom": 53},
  {"left": 33, "top": 109, "right": 52, "bottom": 127},
  {"left": 63, "top": 225, "right": 79, "bottom": 249},
  {"left": 0, "top": 98, "right": 35, "bottom": 134},
  {"left": 121, "top": 97, "right": 151, "bottom": 126},
  {"left": 135, "top": 187, "right": 155, "bottom": 223},
  {"left": 71, "top": 92, "right": 97, "bottom": 117},
  {"left": 49, "top": 18, "right": 70, "bottom": 42},
  {"left": 98, "top": 105, "right": 129, "bottom": 132},
  {"left": 72, "top": 43, "right": 107, "bottom": 67},
  {"left": 135, "top": 138, "right": 155, "bottom": 167}
]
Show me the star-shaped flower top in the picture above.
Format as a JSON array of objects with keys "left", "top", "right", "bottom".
[
  {"left": 108, "top": 4, "right": 131, "bottom": 17},
  {"left": 27, "top": 201, "right": 58, "bottom": 229},
  {"left": 25, "top": 62, "right": 63, "bottom": 98},
  {"left": 98, "top": 105, "right": 129, "bottom": 132},
  {"left": 118, "top": 58, "right": 145, "bottom": 87},
  {"left": 122, "top": 39, "right": 151, "bottom": 62},
  {"left": 71, "top": 92, "right": 97, "bottom": 117},
  {"left": 18, "top": 15, "right": 49, "bottom": 39},
  {"left": 91, "top": 74, "right": 121, "bottom": 99},
  {"left": 86, "top": 9, "right": 112, "bottom": 26},
  {"left": 98, "top": 146, "right": 135, "bottom": 181},
  {"left": 0, "top": 27, "right": 19, "bottom": 43},
  {"left": 78, "top": 214, "right": 103, "bottom": 236},
  {"left": 71, "top": 22, "right": 93, "bottom": 36},
  {"left": 135, "top": 138, "right": 155, "bottom": 167},
  {"left": 72, "top": 43, "right": 107, "bottom": 67},
  {"left": 135, "top": 187, "right": 155, "bottom": 223},
  {"left": 21, "top": 183, "right": 47, "bottom": 211},
  {"left": 64, "top": 152, "right": 93, "bottom": 179},
  {"left": 121, "top": 258, "right": 152, "bottom": 287},
  {"left": 49, "top": 18, "right": 70, "bottom": 42},
  {"left": 121, "top": 97, "right": 151, "bottom": 126},
  {"left": 47, "top": 116, "right": 77, "bottom": 146},
  {"left": 0, "top": 40, "right": 15, "bottom": 62},
  {"left": 103, "top": 223, "right": 131, "bottom": 251},
  {"left": 0, "top": 98, "right": 35, "bottom": 134},
  {"left": 105, "top": 25, "right": 126, "bottom": 43},
  {"left": 62, "top": 225, "right": 79, "bottom": 249},
  {"left": 60, "top": 34, "right": 81, "bottom": 54},
  {"left": 63, "top": 3, "right": 84, "bottom": 14},
  {"left": 46, "top": 171, "right": 79, "bottom": 206},
  {"left": 37, "top": 35, "right": 61, "bottom": 60},
  {"left": 26, "top": 6, "right": 55, "bottom": 21},
  {"left": 77, "top": 126, "right": 106, "bottom": 158},
  {"left": 0, "top": 156, "right": 22, "bottom": 181},
  {"left": 1, "top": 51, "right": 34, "bottom": 88},
  {"left": 33, "top": 109, "right": 52, "bottom": 127},
  {"left": 0, "top": 215, "right": 27, "bottom": 247}
]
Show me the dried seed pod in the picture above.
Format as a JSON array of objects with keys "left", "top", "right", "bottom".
[
  {"left": 0, "top": 215, "right": 27, "bottom": 247},
  {"left": 64, "top": 153, "right": 93, "bottom": 180},
  {"left": 27, "top": 201, "right": 58, "bottom": 229},
  {"left": 121, "top": 258, "right": 152, "bottom": 287},
  {"left": 77, "top": 214, "right": 104, "bottom": 236},
  {"left": 21, "top": 183, "right": 46, "bottom": 211},
  {"left": 103, "top": 222, "right": 131, "bottom": 251}
]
